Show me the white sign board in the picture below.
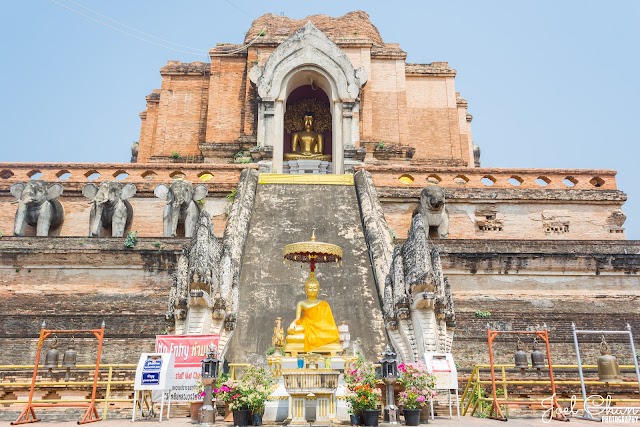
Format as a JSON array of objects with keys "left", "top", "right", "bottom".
[
  {"left": 423, "top": 352, "right": 458, "bottom": 390},
  {"left": 134, "top": 353, "right": 175, "bottom": 391}
]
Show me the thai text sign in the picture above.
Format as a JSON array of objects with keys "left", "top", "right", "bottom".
[{"left": 155, "top": 334, "right": 219, "bottom": 402}]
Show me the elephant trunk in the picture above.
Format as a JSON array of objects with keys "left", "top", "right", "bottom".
[
  {"left": 89, "top": 202, "right": 104, "bottom": 237},
  {"left": 14, "top": 201, "right": 28, "bottom": 236},
  {"left": 169, "top": 203, "right": 181, "bottom": 237}
]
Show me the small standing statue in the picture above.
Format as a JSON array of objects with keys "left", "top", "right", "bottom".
[
  {"left": 338, "top": 320, "right": 351, "bottom": 352},
  {"left": 272, "top": 317, "right": 285, "bottom": 348}
]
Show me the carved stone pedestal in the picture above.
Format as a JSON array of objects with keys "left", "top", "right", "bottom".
[
  {"left": 283, "top": 160, "right": 332, "bottom": 174},
  {"left": 282, "top": 369, "right": 339, "bottom": 424}
]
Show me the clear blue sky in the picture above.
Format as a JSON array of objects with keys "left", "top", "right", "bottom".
[{"left": 2, "top": 1, "right": 639, "bottom": 238}]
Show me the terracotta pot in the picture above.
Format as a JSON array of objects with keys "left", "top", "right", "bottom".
[{"left": 190, "top": 401, "right": 203, "bottom": 423}]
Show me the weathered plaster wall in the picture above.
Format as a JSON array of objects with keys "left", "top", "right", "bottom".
[
  {"left": 228, "top": 183, "right": 386, "bottom": 363},
  {"left": 438, "top": 240, "right": 640, "bottom": 366},
  {"left": 1, "top": 237, "right": 639, "bottom": 368},
  {"left": 0, "top": 238, "right": 184, "bottom": 365},
  {"left": 383, "top": 197, "right": 626, "bottom": 240}
]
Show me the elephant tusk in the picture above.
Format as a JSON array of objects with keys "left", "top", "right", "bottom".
[{"left": 10, "top": 200, "right": 19, "bottom": 204}]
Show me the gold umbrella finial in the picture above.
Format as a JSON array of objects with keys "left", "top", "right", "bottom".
[{"left": 311, "top": 228, "right": 317, "bottom": 242}]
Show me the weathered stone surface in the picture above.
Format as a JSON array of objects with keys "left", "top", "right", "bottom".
[
  {"left": 355, "top": 171, "right": 454, "bottom": 362},
  {"left": 227, "top": 182, "right": 385, "bottom": 363},
  {"left": 165, "top": 169, "right": 258, "bottom": 358},
  {"left": 436, "top": 240, "right": 640, "bottom": 367},
  {"left": 10, "top": 181, "right": 64, "bottom": 237},
  {"left": 243, "top": 11, "right": 384, "bottom": 46},
  {"left": 0, "top": 237, "right": 184, "bottom": 364}
]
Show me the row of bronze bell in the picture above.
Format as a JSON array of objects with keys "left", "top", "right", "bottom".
[
  {"left": 514, "top": 336, "right": 621, "bottom": 382},
  {"left": 43, "top": 336, "right": 78, "bottom": 370},
  {"left": 514, "top": 338, "right": 546, "bottom": 371}
]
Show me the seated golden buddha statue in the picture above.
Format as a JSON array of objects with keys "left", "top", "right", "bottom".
[
  {"left": 283, "top": 113, "right": 332, "bottom": 161},
  {"left": 284, "top": 271, "right": 342, "bottom": 356}
]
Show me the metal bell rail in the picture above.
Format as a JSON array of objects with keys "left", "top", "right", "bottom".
[
  {"left": 486, "top": 327, "right": 565, "bottom": 422},
  {"left": 11, "top": 323, "right": 106, "bottom": 425},
  {"left": 571, "top": 323, "right": 640, "bottom": 422}
]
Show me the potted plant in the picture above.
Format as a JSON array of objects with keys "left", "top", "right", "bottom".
[
  {"left": 397, "top": 363, "right": 435, "bottom": 425},
  {"left": 214, "top": 366, "right": 275, "bottom": 427},
  {"left": 344, "top": 356, "right": 381, "bottom": 426},
  {"left": 190, "top": 377, "right": 205, "bottom": 423}
]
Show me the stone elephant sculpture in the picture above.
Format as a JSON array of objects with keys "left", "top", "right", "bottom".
[
  {"left": 154, "top": 181, "right": 208, "bottom": 237},
  {"left": 82, "top": 182, "right": 136, "bottom": 237},
  {"left": 413, "top": 185, "right": 449, "bottom": 238},
  {"left": 10, "top": 181, "right": 64, "bottom": 237}
]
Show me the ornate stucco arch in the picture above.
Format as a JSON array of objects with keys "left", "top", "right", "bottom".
[{"left": 249, "top": 22, "right": 368, "bottom": 174}]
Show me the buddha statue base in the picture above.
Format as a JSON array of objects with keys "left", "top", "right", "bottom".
[
  {"left": 283, "top": 153, "right": 332, "bottom": 161},
  {"left": 283, "top": 159, "right": 332, "bottom": 174},
  {"left": 284, "top": 342, "right": 343, "bottom": 357}
]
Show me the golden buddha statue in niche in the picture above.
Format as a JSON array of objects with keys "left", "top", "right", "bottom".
[
  {"left": 283, "top": 113, "right": 332, "bottom": 161},
  {"left": 284, "top": 271, "right": 342, "bottom": 355}
]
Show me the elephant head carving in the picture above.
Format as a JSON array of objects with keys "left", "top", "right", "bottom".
[
  {"left": 10, "top": 181, "right": 64, "bottom": 236},
  {"left": 82, "top": 182, "right": 136, "bottom": 237},
  {"left": 412, "top": 185, "right": 449, "bottom": 238},
  {"left": 154, "top": 180, "right": 208, "bottom": 237}
]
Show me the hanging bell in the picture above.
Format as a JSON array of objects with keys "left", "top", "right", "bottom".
[
  {"left": 514, "top": 338, "right": 529, "bottom": 371},
  {"left": 597, "top": 336, "right": 621, "bottom": 382},
  {"left": 44, "top": 336, "right": 60, "bottom": 369},
  {"left": 62, "top": 337, "right": 78, "bottom": 368},
  {"left": 530, "top": 338, "right": 546, "bottom": 370}
]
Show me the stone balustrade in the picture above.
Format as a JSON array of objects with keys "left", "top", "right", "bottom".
[
  {"left": 0, "top": 163, "right": 618, "bottom": 192},
  {"left": 360, "top": 165, "right": 618, "bottom": 190},
  {"left": 0, "top": 162, "right": 257, "bottom": 193},
  {"left": 282, "top": 369, "right": 340, "bottom": 392}
]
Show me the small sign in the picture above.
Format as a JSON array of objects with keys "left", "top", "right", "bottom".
[
  {"left": 142, "top": 372, "right": 160, "bottom": 385},
  {"left": 144, "top": 358, "right": 163, "bottom": 371},
  {"left": 424, "top": 352, "right": 458, "bottom": 390},
  {"left": 431, "top": 355, "right": 450, "bottom": 371}
]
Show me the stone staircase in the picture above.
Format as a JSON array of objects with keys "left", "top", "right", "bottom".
[{"left": 226, "top": 180, "right": 386, "bottom": 363}]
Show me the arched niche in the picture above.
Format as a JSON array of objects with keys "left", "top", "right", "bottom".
[
  {"left": 284, "top": 83, "right": 332, "bottom": 157},
  {"left": 250, "top": 22, "right": 368, "bottom": 174}
]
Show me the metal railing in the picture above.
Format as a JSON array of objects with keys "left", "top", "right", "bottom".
[
  {"left": 460, "top": 363, "right": 640, "bottom": 418},
  {"left": 0, "top": 364, "right": 136, "bottom": 420},
  {"left": 0, "top": 362, "right": 260, "bottom": 420}
]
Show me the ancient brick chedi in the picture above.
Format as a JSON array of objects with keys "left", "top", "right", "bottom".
[
  {"left": 136, "top": 11, "right": 474, "bottom": 170},
  {"left": 0, "top": 10, "right": 638, "bottom": 372}
]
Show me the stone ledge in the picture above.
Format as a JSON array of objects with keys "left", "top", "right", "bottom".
[
  {"left": 435, "top": 239, "right": 640, "bottom": 255},
  {"left": 160, "top": 60, "right": 210, "bottom": 76},
  {"left": 0, "top": 237, "right": 187, "bottom": 252},
  {"left": 406, "top": 62, "right": 457, "bottom": 76},
  {"left": 378, "top": 187, "right": 627, "bottom": 201}
]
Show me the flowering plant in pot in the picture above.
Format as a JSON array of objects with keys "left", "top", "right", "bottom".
[
  {"left": 397, "top": 363, "right": 435, "bottom": 425},
  {"left": 344, "top": 356, "right": 381, "bottom": 425},
  {"left": 214, "top": 366, "right": 275, "bottom": 426}
]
